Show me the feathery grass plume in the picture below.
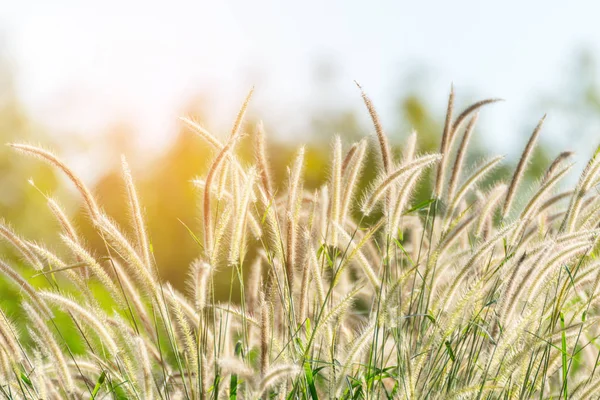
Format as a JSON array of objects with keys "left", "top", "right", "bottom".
[
  {"left": 208, "top": 206, "right": 232, "bottom": 266},
  {"left": 340, "top": 139, "right": 367, "bottom": 227},
  {"left": 555, "top": 228, "right": 600, "bottom": 245},
  {"left": 341, "top": 142, "right": 359, "bottom": 174},
  {"left": 179, "top": 116, "right": 222, "bottom": 149},
  {"left": 232, "top": 161, "right": 242, "bottom": 213},
  {"left": 121, "top": 156, "right": 152, "bottom": 271},
  {"left": 229, "top": 87, "right": 255, "bottom": 139},
  {"left": 96, "top": 214, "right": 157, "bottom": 292},
  {"left": 0, "top": 349, "right": 12, "bottom": 383},
  {"left": 437, "top": 214, "right": 477, "bottom": 255},
  {"left": 257, "top": 190, "right": 284, "bottom": 262},
  {"left": 199, "top": 353, "right": 209, "bottom": 400},
  {"left": 40, "top": 291, "right": 119, "bottom": 356},
  {"left": 203, "top": 89, "right": 253, "bottom": 254},
  {"left": 258, "top": 364, "right": 300, "bottom": 397},
  {"left": 474, "top": 184, "right": 507, "bottom": 237},
  {"left": 0, "top": 222, "right": 44, "bottom": 270},
  {"left": 572, "top": 375, "right": 600, "bottom": 399},
  {"left": 134, "top": 336, "right": 154, "bottom": 400},
  {"left": 244, "top": 257, "right": 262, "bottom": 318},
  {"left": 563, "top": 146, "right": 600, "bottom": 233},
  {"left": 519, "top": 164, "right": 572, "bottom": 222},
  {"left": 509, "top": 164, "right": 574, "bottom": 244},
  {"left": 166, "top": 283, "right": 198, "bottom": 379},
  {"left": 389, "top": 169, "right": 424, "bottom": 237},
  {"left": 22, "top": 302, "right": 74, "bottom": 394},
  {"left": 444, "top": 155, "right": 504, "bottom": 229},
  {"left": 9, "top": 143, "right": 101, "bottom": 219},
  {"left": 334, "top": 220, "right": 383, "bottom": 289},
  {"left": 525, "top": 240, "right": 593, "bottom": 304},
  {"left": 446, "top": 221, "right": 518, "bottom": 296},
  {"left": 439, "top": 278, "right": 485, "bottom": 346},
  {"left": 314, "top": 284, "right": 362, "bottom": 338},
  {"left": 354, "top": 81, "right": 392, "bottom": 174},
  {"left": 208, "top": 304, "right": 259, "bottom": 329},
  {"left": 259, "top": 291, "right": 270, "bottom": 379},
  {"left": 102, "top": 333, "right": 140, "bottom": 399},
  {"left": 218, "top": 356, "right": 253, "bottom": 378},
  {"left": 27, "top": 240, "right": 92, "bottom": 299},
  {"left": 42, "top": 193, "right": 89, "bottom": 278},
  {"left": 0, "top": 259, "right": 53, "bottom": 318},
  {"left": 31, "top": 351, "right": 51, "bottom": 397},
  {"left": 298, "top": 230, "right": 312, "bottom": 323},
  {"left": 0, "top": 312, "right": 22, "bottom": 364},
  {"left": 297, "top": 194, "right": 318, "bottom": 318},
  {"left": 61, "top": 234, "right": 127, "bottom": 309},
  {"left": 255, "top": 120, "right": 274, "bottom": 197},
  {"left": 448, "top": 98, "right": 502, "bottom": 145},
  {"left": 542, "top": 151, "right": 573, "bottom": 185},
  {"left": 182, "top": 114, "right": 252, "bottom": 185},
  {"left": 217, "top": 160, "right": 230, "bottom": 201},
  {"left": 45, "top": 197, "right": 79, "bottom": 244},
  {"left": 434, "top": 84, "right": 455, "bottom": 199},
  {"left": 539, "top": 190, "right": 572, "bottom": 215},
  {"left": 498, "top": 249, "right": 538, "bottom": 324},
  {"left": 403, "top": 130, "right": 418, "bottom": 162},
  {"left": 203, "top": 135, "right": 242, "bottom": 256},
  {"left": 285, "top": 146, "right": 305, "bottom": 292},
  {"left": 190, "top": 260, "right": 211, "bottom": 313},
  {"left": 318, "top": 184, "right": 329, "bottom": 241},
  {"left": 229, "top": 167, "right": 257, "bottom": 263},
  {"left": 447, "top": 113, "right": 478, "bottom": 201},
  {"left": 578, "top": 196, "right": 600, "bottom": 230},
  {"left": 335, "top": 321, "right": 376, "bottom": 394},
  {"left": 193, "top": 178, "right": 262, "bottom": 238},
  {"left": 107, "top": 312, "right": 162, "bottom": 361},
  {"left": 361, "top": 153, "right": 441, "bottom": 215},
  {"left": 502, "top": 115, "right": 546, "bottom": 219},
  {"left": 328, "top": 136, "right": 343, "bottom": 246},
  {"left": 110, "top": 258, "right": 153, "bottom": 333},
  {"left": 165, "top": 287, "right": 200, "bottom": 327},
  {"left": 308, "top": 245, "right": 326, "bottom": 312}
]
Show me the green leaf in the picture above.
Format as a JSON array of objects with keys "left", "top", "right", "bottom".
[
  {"left": 20, "top": 372, "right": 32, "bottom": 387},
  {"left": 229, "top": 341, "right": 243, "bottom": 400},
  {"left": 304, "top": 362, "right": 319, "bottom": 400},
  {"left": 404, "top": 198, "right": 436, "bottom": 215},
  {"left": 31, "top": 258, "right": 110, "bottom": 278},
  {"left": 392, "top": 238, "right": 415, "bottom": 267},
  {"left": 564, "top": 265, "right": 576, "bottom": 289},
  {"left": 445, "top": 340, "right": 456, "bottom": 362},
  {"left": 90, "top": 371, "right": 106, "bottom": 399},
  {"left": 402, "top": 313, "right": 436, "bottom": 324},
  {"left": 261, "top": 197, "right": 275, "bottom": 224},
  {"left": 560, "top": 312, "right": 568, "bottom": 400},
  {"left": 177, "top": 218, "right": 204, "bottom": 251}
]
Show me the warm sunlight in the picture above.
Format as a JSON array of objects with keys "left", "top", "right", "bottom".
[{"left": 0, "top": 1, "right": 599, "bottom": 398}]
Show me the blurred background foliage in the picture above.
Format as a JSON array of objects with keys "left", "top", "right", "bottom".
[{"left": 0, "top": 47, "right": 594, "bottom": 314}]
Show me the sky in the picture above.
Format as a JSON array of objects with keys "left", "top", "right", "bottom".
[{"left": 1, "top": 1, "right": 599, "bottom": 165}]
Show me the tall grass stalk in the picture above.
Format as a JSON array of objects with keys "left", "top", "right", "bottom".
[{"left": 1, "top": 87, "right": 599, "bottom": 399}]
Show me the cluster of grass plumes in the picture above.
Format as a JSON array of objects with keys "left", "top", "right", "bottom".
[{"left": 2, "top": 86, "right": 600, "bottom": 400}]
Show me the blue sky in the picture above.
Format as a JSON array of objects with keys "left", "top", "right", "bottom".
[{"left": 1, "top": 1, "right": 598, "bottom": 162}]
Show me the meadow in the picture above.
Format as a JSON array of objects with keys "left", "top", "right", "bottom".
[{"left": 0, "top": 85, "right": 599, "bottom": 399}]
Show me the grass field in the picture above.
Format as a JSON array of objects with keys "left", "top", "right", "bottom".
[{"left": 0, "top": 85, "right": 600, "bottom": 399}]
